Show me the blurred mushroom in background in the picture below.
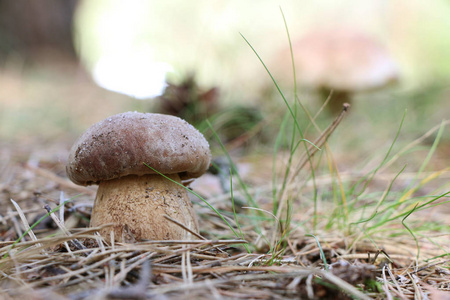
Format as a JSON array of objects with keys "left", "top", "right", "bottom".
[{"left": 277, "top": 27, "right": 399, "bottom": 114}]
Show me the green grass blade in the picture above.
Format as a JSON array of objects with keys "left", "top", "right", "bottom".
[
  {"left": 401, "top": 203, "right": 420, "bottom": 262},
  {"left": 240, "top": 32, "right": 303, "bottom": 137},
  {"left": 272, "top": 111, "right": 290, "bottom": 212},
  {"left": 143, "top": 163, "right": 244, "bottom": 242},
  {"left": 368, "top": 191, "right": 450, "bottom": 230},
  {"left": 206, "top": 120, "right": 260, "bottom": 212},
  {"left": 306, "top": 234, "right": 329, "bottom": 271},
  {"left": 398, "top": 120, "right": 446, "bottom": 203},
  {"left": 353, "top": 165, "right": 407, "bottom": 230},
  {"left": 229, "top": 169, "right": 250, "bottom": 252},
  {"left": 351, "top": 110, "right": 407, "bottom": 198},
  {"left": 2, "top": 199, "right": 72, "bottom": 259}
]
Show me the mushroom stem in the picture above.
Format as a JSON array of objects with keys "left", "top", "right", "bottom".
[
  {"left": 321, "top": 89, "right": 352, "bottom": 115},
  {"left": 90, "top": 174, "right": 199, "bottom": 242}
]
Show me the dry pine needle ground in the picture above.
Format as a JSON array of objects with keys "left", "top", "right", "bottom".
[{"left": 0, "top": 140, "right": 449, "bottom": 300}]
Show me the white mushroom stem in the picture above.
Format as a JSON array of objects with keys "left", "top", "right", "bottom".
[{"left": 90, "top": 174, "right": 199, "bottom": 242}]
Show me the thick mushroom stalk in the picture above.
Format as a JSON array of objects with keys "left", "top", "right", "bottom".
[
  {"left": 66, "top": 112, "right": 211, "bottom": 242},
  {"left": 91, "top": 174, "right": 198, "bottom": 242}
]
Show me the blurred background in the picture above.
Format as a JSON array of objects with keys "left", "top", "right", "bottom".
[{"left": 0, "top": 0, "right": 449, "bottom": 165}]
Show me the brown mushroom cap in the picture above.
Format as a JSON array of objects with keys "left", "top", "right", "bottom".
[
  {"left": 66, "top": 112, "right": 211, "bottom": 186},
  {"left": 291, "top": 28, "right": 399, "bottom": 91}
]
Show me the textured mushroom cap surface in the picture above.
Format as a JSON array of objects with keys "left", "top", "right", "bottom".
[
  {"left": 66, "top": 112, "right": 211, "bottom": 185},
  {"left": 293, "top": 28, "right": 399, "bottom": 91}
]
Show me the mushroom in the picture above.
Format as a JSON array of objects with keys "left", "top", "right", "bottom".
[
  {"left": 281, "top": 27, "right": 399, "bottom": 113},
  {"left": 66, "top": 112, "right": 211, "bottom": 242}
]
